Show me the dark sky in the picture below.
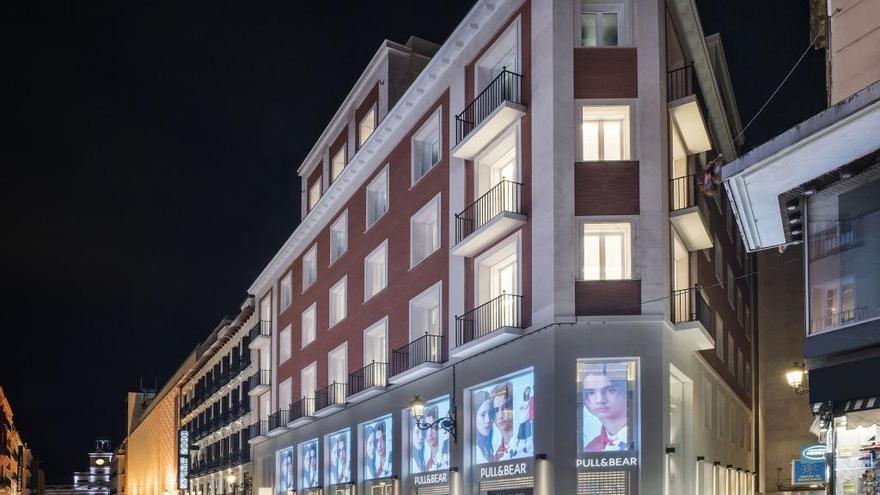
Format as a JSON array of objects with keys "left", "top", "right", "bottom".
[{"left": 1, "top": 0, "right": 823, "bottom": 484}]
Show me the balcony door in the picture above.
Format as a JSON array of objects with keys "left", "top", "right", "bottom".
[
  {"left": 301, "top": 363, "right": 316, "bottom": 415},
  {"left": 364, "top": 320, "right": 388, "bottom": 387},
  {"left": 475, "top": 128, "right": 520, "bottom": 222},
  {"left": 475, "top": 20, "right": 520, "bottom": 94},
  {"left": 328, "top": 345, "right": 347, "bottom": 403},
  {"left": 672, "top": 229, "right": 691, "bottom": 321}
]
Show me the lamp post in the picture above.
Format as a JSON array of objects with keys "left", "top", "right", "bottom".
[
  {"left": 408, "top": 396, "right": 457, "bottom": 443},
  {"left": 226, "top": 474, "right": 237, "bottom": 495},
  {"left": 785, "top": 363, "right": 808, "bottom": 395}
]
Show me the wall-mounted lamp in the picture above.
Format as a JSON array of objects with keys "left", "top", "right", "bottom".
[
  {"left": 409, "top": 396, "right": 457, "bottom": 442},
  {"left": 226, "top": 475, "right": 237, "bottom": 485},
  {"left": 785, "top": 363, "right": 808, "bottom": 395}
]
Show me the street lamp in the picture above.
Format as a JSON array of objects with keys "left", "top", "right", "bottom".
[
  {"left": 226, "top": 474, "right": 238, "bottom": 495},
  {"left": 786, "top": 363, "right": 808, "bottom": 395},
  {"left": 409, "top": 396, "right": 457, "bottom": 442}
]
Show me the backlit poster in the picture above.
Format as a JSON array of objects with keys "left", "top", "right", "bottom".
[
  {"left": 275, "top": 447, "right": 294, "bottom": 495},
  {"left": 471, "top": 368, "right": 534, "bottom": 464},
  {"left": 327, "top": 428, "right": 352, "bottom": 485},
  {"left": 362, "top": 415, "right": 393, "bottom": 480},
  {"left": 299, "top": 439, "right": 320, "bottom": 490},
  {"left": 409, "top": 396, "right": 451, "bottom": 474}
]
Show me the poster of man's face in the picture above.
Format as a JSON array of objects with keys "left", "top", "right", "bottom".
[
  {"left": 470, "top": 369, "right": 534, "bottom": 465},
  {"left": 409, "top": 396, "right": 450, "bottom": 474},
  {"left": 327, "top": 429, "right": 351, "bottom": 485},
  {"left": 275, "top": 447, "right": 294, "bottom": 495},
  {"left": 299, "top": 439, "right": 320, "bottom": 489},
  {"left": 578, "top": 360, "right": 636, "bottom": 453},
  {"left": 362, "top": 415, "right": 393, "bottom": 480}
]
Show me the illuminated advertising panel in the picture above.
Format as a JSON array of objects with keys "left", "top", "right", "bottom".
[
  {"left": 275, "top": 447, "right": 294, "bottom": 495},
  {"left": 362, "top": 415, "right": 393, "bottom": 480},
  {"left": 409, "top": 396, "right": 451, "bottom": 474},
  {"left": 178, "top": 429, "right": 189, "bottom": 490},
  {"left": 576, "top": 358, "right": 639, "bottom": 495},
  {"left": 327, "top": 428, "right": 352, "bottom": 485},
  {"left": 299, "top": 438, "right": 320, "bottom": 490}
]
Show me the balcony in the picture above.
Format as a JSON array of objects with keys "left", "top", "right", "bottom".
[
  {"left": 669, "top": 174, "right": 713, "bottom": 251},
  {"left": 247, "top": 370, "right": 271, "bottom": 396},
  {"left": 267, "top": 409, "right": 290, "bottom": 436},
  {"left": 452, "top": 69, "right": 526, "bottom": 160},
  {"left": 248, "top": 320, "right": 272, "bottom": 349},
  {"left": 389, "top": 334, "right": 446, "bottom": 385},
  {"left": 667, "top": 64, "right": 712, "bottom": 156},
  {"left": 287, "top": 397, "right": 316, "bottom": 428},
  {"left": 348, "top": 362, "right": 388, "bottom": 403},
  {"left": 246, "top": 420, "right": 268, "bottom": 444},
  {"left": 452, "top": 293, "right": 524, "bottom": 358},
  {"left": 670, "top": 287, "right": 714, "bottom": 350},
  {"left": 451, "top": 180, "right": 526, "bottom": 257},
  {"left": 314, "top": 382, "right": 347, "bottom": 417}
]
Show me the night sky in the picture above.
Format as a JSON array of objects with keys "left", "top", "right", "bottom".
[{"left": 1, "top": 1, "right": 824, "bottom": 484}]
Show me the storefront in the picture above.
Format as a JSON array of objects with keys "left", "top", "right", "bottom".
[{"left": 823, "top": 399, "right": 880, "bottom": 495}]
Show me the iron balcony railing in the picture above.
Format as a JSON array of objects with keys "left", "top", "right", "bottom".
[
  {"left": 671, "top": 287, "right": 711, "bottom": 330},
  {"left": 315, "top": 382, "right": 347, "bottom": 411},
  {"left": 455, "top": 68, "right": 524, "bottom": 145},
  {"left": 667, "top": 64, "right": 695, "bottom": 102},
  {"left": 809, "top": 217, "right": 864, "bottom": 261},
  {"left": 247, "top": 420, "right": 268, "bottom": 439},
  {"left": 455, "top": 180, "right": 523, "bottom": 244},
  {"left": 390, "top": 334, "right": 446, "bottom": 377},
  {"left": 349, "top": 362, "right": 388, "bottom": 396},
  {"left": 268, "top": 409, "right": 290, "bottom": 431},
  {"left": 181, "top": 355, "right": 253, "bottom": 417},
  {"left": 455, "top": 293, "right": 524, "bottom": 346},
  {"left": 249, "top": 319, "right": 272, "bottom": 341},
  {"left": 248, "top": 370, "right": 271, "bottom": 390},
  {"left": 670, "top": 174, "right": 698, "bottom": 211},
  {"left": 291, "top": 397, "right": 316, "bottom": 420}
]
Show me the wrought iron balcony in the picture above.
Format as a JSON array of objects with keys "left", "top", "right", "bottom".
[
  {"left": 268, "top": 409, "right": 290, "bottom": 433},
  {"left": 452, "top": 180, "right": 526, "bottom": 257},
  {"left": 390, "top": 334, "right": 446, "bottom": 384},
  {"left": 348, "top": 362, "right": 388, "bottom": 401},
  {"left": 247, "top": 420, "right": 268, "bottom": 441},
  {"left": 452, "top": 69, "right": 526, "bottom": 159},
  {"left": 670, "top": 287, "right": 714, "bottom": 350},
  {"left": 248, "top": 320, "right": 272, "bottom": 348},
  {"left": 289, "top": 397, "right": 316, "bottom": 427},
  {"left": 453, "top": 294, "right": 524, "bottom": 357},
  {"left": 247, "top": 370, "right": 271, "bottom": 395},
  {"left": 315, "top": 382, "right": 347, "bottom": 415}
]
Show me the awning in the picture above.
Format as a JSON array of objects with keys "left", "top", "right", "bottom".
[
  {"left": 808, "top": 357, "right": 880, "bottom": 405},
  {"left": 836, "top": 396, "right": 880, "bottom": 414}
]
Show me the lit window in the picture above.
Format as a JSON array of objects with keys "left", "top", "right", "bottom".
[
  {"left": 364, "top": 241, "right": 388, "bottom": 301},
  {"left": 358, "top": 105, "right": 376, "bottom": 148},
  {"left": 329, "top": 277, "right": 347, "bottom": 328},
  {"left": 331, "top": 144, "right": 346, "bottom": 182},
  {"left": 409, "top": 283, "right": 441, "bottom": 338},
  {"left": 280, "top": 325, "right": 292, "bottom": 363},
  {"left": 411, "top": 195, "right": 441, "bottom": 267},
  {"left": 412, "top": 111, "right": 441, "bottom": 184},
  {"left": 301, "top": 363, "right": 316, "bottom": 401},
  {"left": 580, "top": 5, "right": 622, "bottom": 47},
  {"left": 580, "top": 105, "right": 631, "bottom": 161},
  {"left": 366, "top": 166, "right": 389, "bottom": 228},
  {"left": 280, "top": 272, "right": 292, "bottom": 311},
  {"left": 302, "top": 245, "right": 317, "bottom": 290},
  {"left": 302, "top": 303, "right": 316, "bottom": 348},
  {"left": 330, "top": 211, "right": 348, "bottom": 263},
  {"left": 579, "top": 222, "right": 632, "bottom": 280},
  {"left": 308, "top": 177, "right": 321, "bottom": 211},
  {"left": 715, "top": 313, "right": 724, "bottom": 360}
]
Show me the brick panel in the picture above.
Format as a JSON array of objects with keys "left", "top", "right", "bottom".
[
  {"left": 574, "top": 161, "right": 639, "bottom": 215},
  {"left": 573, "top": 47, "right": 638, "bottom": 99},
  {"left": 575, "top": 280, "right": 641, "bottom": 315}
]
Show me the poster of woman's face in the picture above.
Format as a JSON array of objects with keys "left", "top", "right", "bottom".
[
  {"left": 299, "top": 439, "right": 320, "bottom": 489},
  {"left": 577, "top": 359, "right": 637, "bottom": 453},
  {"left": 470, "top": 369, "right": 534, "bottom": 465},
  {"left": 362, "top": 415, "right": 393, "bottom": 480},
  {"left": 327, "top": 428, "right": 351, "bottom": 485},
  {"left": 275, "top": 447, "right": 294, "bottom": 495},
  {"left": 409, "top": 396, "right": 450, "bottom": 474}
]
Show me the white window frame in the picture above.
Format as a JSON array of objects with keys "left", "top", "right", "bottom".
[
  {"left": 409, "top": 282, "right": 443, "bottom": 340},
  {"left": 411, "top": 108, "right": 443, "bottom": 186},
  {"left": 308, "top": 177, "right": 322, "bottom": 212},
  {"left": 474, "top": 231, "right": 523, "bottom": 305},
  {"left": 302, "top": 244, "right": 317, "bottom": 291},
  {"left": 363, "top": 317, "right": 389, "bottom": 366},
  {"left": 576, "top": 2, "right": 628, "bottom": 47},
  {"left": 328, "top": 343, "right": 348, "bottom": 386},
  {"left": 358, "top": 104, "right": 377, "bottom": 148},
  {"left": 260, "top": 293, "right": 273, "bottom": 323},
  {"left": 301, "top": 362, "right": 317, "bottom": 400},
  {"left": 302, "top": 302, "right": 317, "bottom": 348},
  {"left": 278, "top": 377, "right": 292, "bottom": 410},
  {"left": 576, "top": 103, "right": 633, "bottom": 161},
  {"left": 330, "top": 210, "right": 348, "bottom": 264},
  {"left": 279, "top": 324, "right": 292, "bottom": 364},
  {"left": 473, "top": 17, "right": 521, "bottom": 93},
  {"left": 280, "top": 271, "right": 293, "bottom": 312},
  {"left": 576, "top": 218, "right": 636, "bottom": 281},
  {"left": 410, "top": 193, "right": 442, "bottom": 268},
  {"left": 366, "top": 165, "right": 390, "bottom": 229},
  {"left": 329, "top": 276, "right": 348, "bottom": 329},
  {"left": 473, "top": 124, "right": 522, "bottom": 199},
  {"left": 364, "top": 240, "right": 388, "bottom": 302},
  {"left": 330, "top": 143, "right": 347, "bottom": 182}
]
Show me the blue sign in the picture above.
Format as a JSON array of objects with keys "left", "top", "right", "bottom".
[
  {"left": 800, "top": 444, "right": 827, "bottom": 463},
  {"left": 792, "top": 459, "right": 826, "bottom": 484}
]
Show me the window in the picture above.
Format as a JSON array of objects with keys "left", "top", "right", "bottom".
[
  {"left": 280, "top": 325, "right": 292, "bottom": 364},
  {"left": 714, "top": 236, "right": 724, "bottom": 284},
  {"left": 727, "top": 266, "right": 735, "bottom": 307},
  {"left": 329, "top": 277, "right": 347, "bottom": 328},
  {"left": 412, "top": 110, "right": 441, "bottom": 184},
  {"left": 745, "top": 306, "right": 752, "bottom": 341},
  {"left": 579, "top": 221, "right": 633, "bottom": 280},
  {"left": 328, "top": 344, "right": 347, "bottom": 386},
  {"left": 745, "top": 362, "right": 752, "bottom": 393},
  {"left": 280, "top": 272, "right": 293, "bottom": 311},
  {"left": 279, "top": 378, "right": 292, "bottom": 410},
  {"left": 358, "top": 105, "right": 376, "bottom": 148},
  {"left": 580, "top": 4, "right": 622, "bottom": 47},
  {"left": 364, "top": 318, "right": 388, "bottom": 365},
  {"left": 580, "top": 105, "right": 631, "bottom": 161},
  {"left": 717, "top": 393, "right": 726, "bottom": 440},
  {"left": 302, "top": 303, "right": 317, "bottom": 348},
  {"left": 260, "top": 293, "right": 272, "bottom": 323},
  {"left": 702, "top": 378, "right": 713, "bottom": 430},
  {"left": 366, "top": 166, "right": 389, "bottom": 228},
  {"left": 308, "top": 178, "right": 321, "bottom": 212},
  {"left": 330, "top": 211, "right": 348, "bottom": 263},
  {"left": 302, "top": 245, "right": 317, "bottom": 290},
  {"left": 737, "top": 349, "right": 744, "bottom": 386},
  {"left": 364, "top": 241, "right": 388, "bottom": 301},
  {"left": 736, "top": 289, "right": 744, "bottom": 325},
  {"left": 409, "top": 283, "right": 441, "bottom": 340},
  {"left": 715, "top": 313, "right": 724, "bottom": 360},
  {"left": 331, "top": 144, "right": 346, "bottom": 182},
  {"left": 301, "top": 363, "right": 317, "bottom": 400},
  {"left": 727, "top": 334, "right": 735, "bottom": 374},
  {"left": 410, "top": 195, "right": 441, "bottom": 267}
]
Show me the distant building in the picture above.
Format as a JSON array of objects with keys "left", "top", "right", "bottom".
[
  {"left": 108, "top": 442, "right": 125, "bottom": 495},
  {"left": 0, "top": 386, "right": 33, "bottom": 495},
  {"left": 44, "top": 441, "right": 113, "bottom": 495}
]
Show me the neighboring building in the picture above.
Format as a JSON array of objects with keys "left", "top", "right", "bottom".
[
  {"left": 44, "top": 441, "right": 112, "bottom": 495},
  {"left": 0, "top": 387, "right": 32, "bottom": 495},
  {"left": 723, "top": 2, "right": 880, "bottom": 494},
  {"left": 178, "top": 298, "right": 256, "bottom": 495},
  {"left": 239, "top": 1, "right": 758, "bottom": 495},
  {"left": 109, "top": 442, "right": 125, "bottom": 495}
]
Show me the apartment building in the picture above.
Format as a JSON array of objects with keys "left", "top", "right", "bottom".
[
  {"left": 0, "top": 387, "right": 32, "bottom": 495},
  {"left": 240, "top": 1, "right": 757, "bottom": 494},
  {"left": 178, "top": 299, "right": 258, "bottom": 495},
  {"left": 723, "top": 1, "right": 880, "bottom": 493}
]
